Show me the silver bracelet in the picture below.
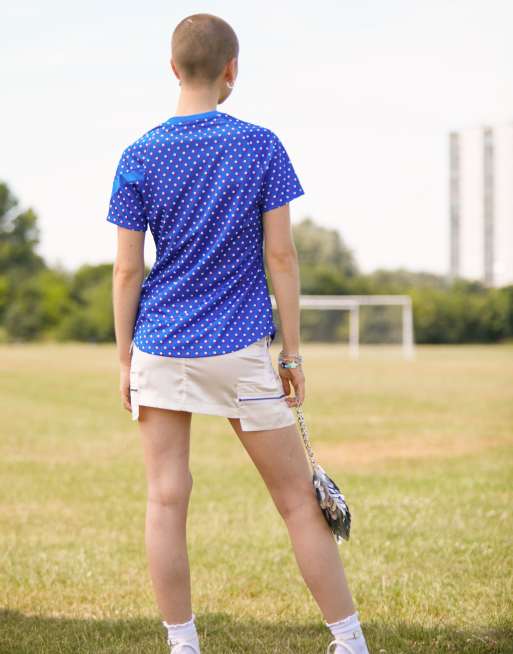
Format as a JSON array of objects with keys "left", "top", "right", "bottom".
[
  {"left": 278, "top": 351, "right": 303, "bottom": 369},
  {"left": 279, "top": 360, "right": 302, "bottom": 369}
]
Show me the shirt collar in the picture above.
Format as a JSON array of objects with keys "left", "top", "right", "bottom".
[{"left": 165, "top": 110, "right": 222, "bottom": 125}]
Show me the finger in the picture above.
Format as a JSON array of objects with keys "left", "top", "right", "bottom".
[
  {"left": 296, "top": 379, "right": 305, "bottom": 405},
  {"left": 285, "top": 395, "right": 296, "bottom": 407},
  {"left": 281, "top": 376, "right": 296, "bottom": 406},
  {"left": 285, "top": 385, "right": 299, "bottom": 406},
  {"left": 280, "top": 375, "right": 291, "bottom": 396},
  {"left": 292, "top": 378, "right": 305, "bottom": 406},
  {"left": 121, "top": 387, "right": 131, "bottom": 412}
]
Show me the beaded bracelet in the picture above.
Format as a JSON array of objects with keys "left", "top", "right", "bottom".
[{"left": 278, "top": 351, "right": 303, "bottom": 369}]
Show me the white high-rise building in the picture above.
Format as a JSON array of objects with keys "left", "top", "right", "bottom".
[{"left": 449, "top": 123, "right": 513, "bottom": 287}]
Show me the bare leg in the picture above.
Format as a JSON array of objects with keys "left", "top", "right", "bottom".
[
  {"left": 228, "top": 418, "right": 356, "bottom": 623},
  {"left": 138, "top": 405, "right": 194, "bottom": 624}
]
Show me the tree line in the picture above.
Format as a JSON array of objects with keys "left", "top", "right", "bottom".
[{"left": 1, "top": 181, "right": 512, "bottom": 345}]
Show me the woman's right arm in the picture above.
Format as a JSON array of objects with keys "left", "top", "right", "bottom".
[{"left": 263, "top": 203, "right": 305, "bottom": 406}]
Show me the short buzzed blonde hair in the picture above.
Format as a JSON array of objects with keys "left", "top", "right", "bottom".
[{"left": 171, "top": 13, "right": 239, "bottom": 85}]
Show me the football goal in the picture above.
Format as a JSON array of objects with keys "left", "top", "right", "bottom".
[{"left": 270, "top": 294, "right": 415, "bottom": 360}]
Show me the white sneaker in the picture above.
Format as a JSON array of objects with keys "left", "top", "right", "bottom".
[
  {"left": 326, "top": 627, "right": 364, "bottom": 653},
  {"left": 166, "top": 635, "right": 200, "bottom": 654}
]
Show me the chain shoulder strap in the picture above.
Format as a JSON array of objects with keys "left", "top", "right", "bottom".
[{"left": 294, "top": 404, "right": 318, "bottom": 470}]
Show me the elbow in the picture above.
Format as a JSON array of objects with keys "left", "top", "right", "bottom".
[
  {"left": 265, "top": 247, "right": 298, "bottom": 271},
  {"left": 113, "top": 263, "right": 145, "bottom": 280}
]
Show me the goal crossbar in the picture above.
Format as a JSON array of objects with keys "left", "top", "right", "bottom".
[{"left": 270, "top": 294, "right": 415, "bottom": 359}]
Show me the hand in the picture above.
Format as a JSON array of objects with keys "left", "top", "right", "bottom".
[
  {"left": 119, "top": 363, "right": 132, "bottom": 414},
  {"left": 279, "top": 364, "right": 305, "bottom": 407}
]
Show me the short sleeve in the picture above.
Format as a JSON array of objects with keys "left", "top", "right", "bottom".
[
  {"left": 259, "top": 133, "right": 305, "bottom": 213},
  {"left": 106, "top": 144, "right": 148, "bottom": 232}
]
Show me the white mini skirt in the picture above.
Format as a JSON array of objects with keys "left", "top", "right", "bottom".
[{"left": 129, "top": 334, "right": 296, "bottom": 431}]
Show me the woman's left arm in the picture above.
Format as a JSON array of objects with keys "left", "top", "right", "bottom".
[{"left": 112, "top": 226, "right": 146, "bottom": 413}]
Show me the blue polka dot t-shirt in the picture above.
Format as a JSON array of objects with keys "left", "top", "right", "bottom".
[{"left": 106, "top": 109, "right": 305, "bottom": 357}]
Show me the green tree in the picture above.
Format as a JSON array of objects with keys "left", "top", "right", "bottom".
[
  {"left": 0, "top": 182, "right": 48, "bottom": 337},
  {"left": 4, "top": 268, "right": 73, "bottom": 341},
  {"left": 57, "top": 263, "right": 117, "bottom": 342},
  {"left": 293, "top": 216, "right": 359, "bottom": 279},
  {"left": 0, "top": 182, "right": 45, "bottom": 278}
]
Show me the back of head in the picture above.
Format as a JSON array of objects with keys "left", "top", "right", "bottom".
[{"left": 171, "top": 13, "right": 239, "bottom": 85}]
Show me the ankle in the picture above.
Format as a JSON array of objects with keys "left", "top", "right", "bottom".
[
  {"left": 325, "top": 611, "right": 370, "bottom": 654},
  {"left": 162, "top": 613, "right": 200, "bottom": 652}
]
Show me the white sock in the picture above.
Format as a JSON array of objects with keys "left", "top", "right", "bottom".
[
  {"left": 325, "top": 610, "right": 370, "bottom": 654},
  {"left": 162, "top": 612, "right": 200, "bottom": 652}
]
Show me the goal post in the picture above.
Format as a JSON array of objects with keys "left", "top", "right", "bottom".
[{"left": 270, "top": 294, "right": 415, "bottom": 360}]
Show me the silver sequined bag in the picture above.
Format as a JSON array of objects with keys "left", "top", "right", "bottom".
[{"left": 295, "top": 404, "right": 351, "bottom": 544}]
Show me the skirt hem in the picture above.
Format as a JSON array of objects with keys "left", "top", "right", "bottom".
[
  {"left": 136, "top": 395, "right": 297, "bottom": 430},
  {"left": 137, "top": 394, "right": 240, "bottom": 419}
]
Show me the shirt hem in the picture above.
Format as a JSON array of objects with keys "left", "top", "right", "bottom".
[
  {"left": 261, "top": 188, "right": 305, "bottom": 214},
  {"left": 133, "top": 327, "right": 276, "bottom": 358},
  {"left": 106, "top": 215, "right": 147, "bottom": 231}
]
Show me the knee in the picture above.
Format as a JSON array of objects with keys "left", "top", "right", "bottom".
[
  {"left": 148, "top": 472, "right": 193, "bottom": 508},
  {"left": 277, "top": 484, "right": 317, "bottom": 523}
]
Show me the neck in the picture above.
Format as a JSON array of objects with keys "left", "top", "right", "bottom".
[{"left": 175, "top": 86, "right": 219, "bottom": 116}]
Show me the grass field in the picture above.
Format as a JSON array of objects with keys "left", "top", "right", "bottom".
[{"left": 1, "top": 342, "right": 512, "bottom": 654}]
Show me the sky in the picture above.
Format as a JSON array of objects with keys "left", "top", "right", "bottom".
[{"left": 1, "top": 0, "right": 511, "bottom": 276}]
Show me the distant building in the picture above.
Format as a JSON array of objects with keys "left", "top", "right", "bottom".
[{"left": 449, "top": 123, "right": 513, "bottom": 287}]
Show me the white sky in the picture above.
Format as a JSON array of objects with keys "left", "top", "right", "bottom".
[{"left": 1, "top": 0, "right": 511, "bottom": 275}]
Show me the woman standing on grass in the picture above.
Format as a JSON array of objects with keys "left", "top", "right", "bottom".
[{"left": 106, "top": 13, "right": 370, "bottom": 654}]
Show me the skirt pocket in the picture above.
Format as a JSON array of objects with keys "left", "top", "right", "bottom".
[{"left": 236, "top": 380, "right": 292, "bottom": 431}]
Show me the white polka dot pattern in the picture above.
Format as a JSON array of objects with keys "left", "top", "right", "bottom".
[{"left": 106, "top": 110, "right": 305, "bottom": 357}]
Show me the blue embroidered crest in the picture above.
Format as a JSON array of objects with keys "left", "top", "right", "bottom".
[{"left": 112, "top": 168, "right": 145, "bottom": 196}]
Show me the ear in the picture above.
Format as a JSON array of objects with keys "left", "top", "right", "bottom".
[
  {"left": 170, "top": 58, "right": 179, "bottom": 80},
  {"left": 230, "top": 56, "right": 238, "bottom": 80}
]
